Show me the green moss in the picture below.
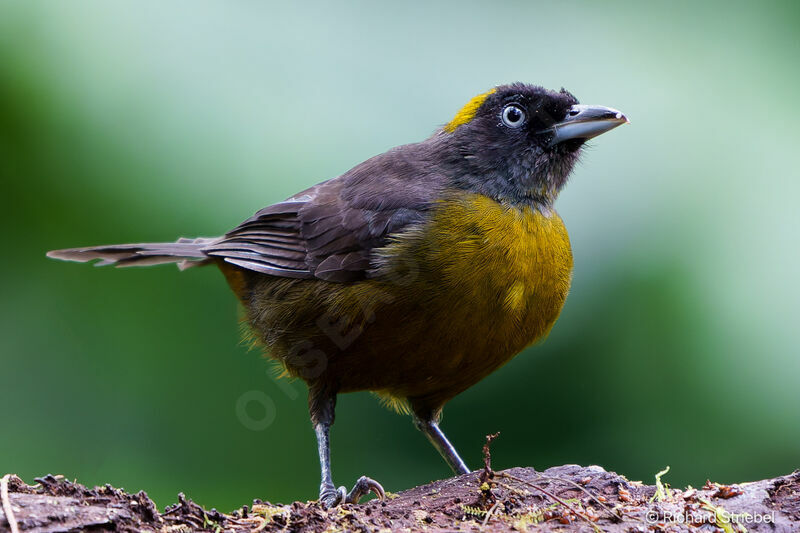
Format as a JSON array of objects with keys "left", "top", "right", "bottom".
[{"left": 650, "top": 466, "right": 671, "bottom": 502}]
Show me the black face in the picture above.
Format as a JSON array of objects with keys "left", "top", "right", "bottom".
[
  {"left": 442, "top": 83, "right": 585, "bottom": 205},
  {"left": 491, "top": 85, "right": 580, "bottom": 145}
]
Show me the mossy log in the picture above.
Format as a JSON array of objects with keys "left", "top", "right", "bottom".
[{"left": 2, "top": 464, "right": 798, "bottom": 532}]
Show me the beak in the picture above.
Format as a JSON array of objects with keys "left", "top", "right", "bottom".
[{"left": 547, "top": 104, "right": 629, "bottom": 146}]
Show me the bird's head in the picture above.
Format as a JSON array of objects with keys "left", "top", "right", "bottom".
[{"left": 439, "top": 82, "right": 628, "bottom": 204}]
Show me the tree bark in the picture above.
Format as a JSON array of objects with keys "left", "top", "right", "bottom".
[{"left": 2, "top": 464, "right": 798, "bottom": 533}]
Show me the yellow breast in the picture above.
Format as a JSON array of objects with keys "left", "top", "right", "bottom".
[
  {"left": 378, "top": 191, "right": 574, "bottom": 369},
  {"left": 425, "top": 193, "right": 573, "bottom": 325}
]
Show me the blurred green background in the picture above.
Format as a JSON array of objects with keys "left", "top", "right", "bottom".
[{"left": 2, "top": 0, "right": 798, "bottom": 512}]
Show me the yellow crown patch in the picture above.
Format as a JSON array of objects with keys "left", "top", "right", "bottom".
[{"left": 443, "top": 88, "right": 496, "bottom": 133}]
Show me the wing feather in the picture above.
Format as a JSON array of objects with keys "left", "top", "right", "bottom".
[{"left": 204, "top": 143, "right": 446, "bottom": 281}]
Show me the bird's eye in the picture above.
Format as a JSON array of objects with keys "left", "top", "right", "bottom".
[{"left": 501, "top": 104, "right": 526, "bottom": 128}]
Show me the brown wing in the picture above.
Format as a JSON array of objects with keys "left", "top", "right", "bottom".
[{"left": 202, "top": 144, "right": 446, "bottom": 282}]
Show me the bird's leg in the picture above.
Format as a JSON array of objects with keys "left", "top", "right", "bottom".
[
  {"left": 309, "top": 385, "right": 385, "bottom": 507},
  {"left": 413, "top": 415, "right": 470, "bottom": 475},
  {"left": 313, "top": 417, "right": 346, "bottom": 507}
]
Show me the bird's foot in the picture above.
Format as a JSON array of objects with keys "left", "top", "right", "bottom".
[
  {"left": 319, "top": 485, "right": 347, "bottom": 508},
  {"left": 319, "top": 476, "right": 385, "bottom": 508}
]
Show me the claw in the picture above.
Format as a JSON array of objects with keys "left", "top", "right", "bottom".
[
  {"left": 345, "top": 476, "right": 385, "bottom": 504},
  {"left": 319, "top": 476, "right": 385, "bottom": 507}
]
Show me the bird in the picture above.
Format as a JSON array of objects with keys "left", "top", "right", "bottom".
[{"left": 48, "top": 82, "right": 628, "bottom": 508}]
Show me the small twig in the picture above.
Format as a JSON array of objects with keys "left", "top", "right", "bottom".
[
  {"left": 250, "top": 517, "right": 271, "bottom": 533},
  {"left": 1, "top": 474, "right": 20, "bottom": 533},
  {"left": 478, "top": 432, "right": 501, "bottom": 509},
  {"left": 481, "top": 432, "right": 500, "bottom": 483},
  {"left": 533, "top": 474, "right": 623, "bottom": 521},
  {"left": 481, "top": 500, "right": 501, "bottom": 527},
  {"left": 499, "top": 472, "right": 601, "bottom": 533}
]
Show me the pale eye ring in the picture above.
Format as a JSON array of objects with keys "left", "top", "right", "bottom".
[{"left": 501, "top": 104, "right": 526, "bottom": 127}]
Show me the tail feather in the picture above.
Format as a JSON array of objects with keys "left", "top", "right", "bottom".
[{"left": 47, "top": 237, "right": 219, "bottom": 270}]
